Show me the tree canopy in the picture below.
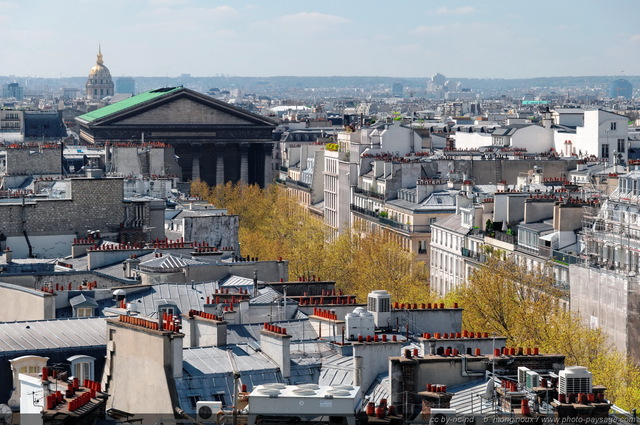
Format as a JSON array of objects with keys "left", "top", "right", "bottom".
[
  {"left": 454, "top": 256, "right": 640, "bottom": 411},
  {"left": 191, "top": 181, "right": 434, "bottom": 303}
]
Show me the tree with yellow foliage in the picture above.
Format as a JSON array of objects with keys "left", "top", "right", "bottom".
[
  {"left": 455, "top": 256, "right": 640, "bottom": 411},
  {"left": 191, "top": 180, "right": 435, "bottom": 304}
]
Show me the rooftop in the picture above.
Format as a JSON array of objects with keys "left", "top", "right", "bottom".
[{"left": 76, "top": 87, "right": 182, "bottom": 123}]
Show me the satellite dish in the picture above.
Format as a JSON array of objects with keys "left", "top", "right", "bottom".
[
  {"left": 0, "top": 404, "right": 13, "bottom": 425},
  {"left": 484, "top": 379, "right": 495, "bottom": 400}
]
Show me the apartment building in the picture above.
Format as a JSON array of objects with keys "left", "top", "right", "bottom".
[{"left": 571, "top": 171, "right": 640, "bottom": 360}]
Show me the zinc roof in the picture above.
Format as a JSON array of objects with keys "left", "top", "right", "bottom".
[{"left": 0, "top": 317, "right": 106, "bottom": 354}]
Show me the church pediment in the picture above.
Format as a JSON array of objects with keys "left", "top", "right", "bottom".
[
  {"left": 112, "top": 97, "right": 260, "bottom": 126},
  {"left": 78, "top": 87, "right": 275, "bottom": 128}
]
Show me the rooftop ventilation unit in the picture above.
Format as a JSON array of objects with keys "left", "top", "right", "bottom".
[
  {"left": 367, "top": 290, "right": 391, "bottom": 328},
  {"left": 525, "top": 371, "right": 540, "bottom": 390},
  {"left": 559, "top": 366, "right": 592, "bottom": 395},
  {"left": 517, "top": 367, "right": 530, "bottom": 385},
  {"left": 196, "top": 401, "right": 222, "bottom": 422}
]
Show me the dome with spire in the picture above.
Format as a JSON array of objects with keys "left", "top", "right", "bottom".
[{"left": 86, "top": 46, "right": 114, "bottom": 100}]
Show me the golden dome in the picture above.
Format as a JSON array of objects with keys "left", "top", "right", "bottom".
[{"left": 88, "top": 46, "right": 112, "bottom": 78}]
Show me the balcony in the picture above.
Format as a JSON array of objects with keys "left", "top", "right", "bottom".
[
  {"left": 350, "top": 204, "right": 430, "bottom": 233},
  {"left": 461, "top": 248, "right": 487, "bottom": 263},
  {"left": 491, "top": 230, "right": 517, "bottom": 245},
  {"left": 354, "top": 186, "right": 384, "bottom": 200}
]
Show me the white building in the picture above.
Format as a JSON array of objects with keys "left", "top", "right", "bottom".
[{"left": 553, "top": 109, "right": 629, "bottom": 161}]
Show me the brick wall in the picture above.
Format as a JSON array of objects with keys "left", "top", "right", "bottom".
[
  {"left": 5, "top": 146, "right": 61, "bottom": 175},
  {"left": 0, "top": 178, "right": 125, "bottom": 237}
]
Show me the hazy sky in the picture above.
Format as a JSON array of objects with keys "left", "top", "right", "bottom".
[{"left": 1, "top": 0, "right": 639, "bottom": 79}]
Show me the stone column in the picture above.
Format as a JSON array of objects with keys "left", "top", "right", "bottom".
[
  {"left": 264, "top": 143, "right": 274, "bottom": 186},
  {"left": 191, "top": 143, "right": 201, "bottom": 181},
  {"left": 215, "top": 142, "right": 225, "bottom": 186},
  {"left": 240, "top": 142, "right": 249, "bottom": 184}
]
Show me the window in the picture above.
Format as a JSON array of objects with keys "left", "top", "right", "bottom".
[
  {"left": 212, "top": 394, "right": 227, "bottom": 406},
  {"left": 76, "top": 307, "right": 93, "bottom": 317},
  {"left": 74, "top": 362, "right": 91, "bottom": 382},
  {"left": 419, "top": 240, "right": 428, "bottom": 254},
  {"left": 618, "top": 139, "right": 626, "bottom": 153},
  {"left": 611, "top": 122, "right": 617, "bottom": 131},
  {"left": 160, "top": 306, "right": 176, "bottom": 316},
  {"left": 188, "top": 395, "right": 201, "bottom": 409},
  {"left": 601, "top": 143, "right": 609, "bottom": 159},
  {"left": 67, "top": 355, "right": 95, "bottom": 381},
  {"left": 19, "top": 366, "right": 39, "bottom": 374}
]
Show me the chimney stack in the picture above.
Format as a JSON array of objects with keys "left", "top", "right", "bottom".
[{"left": 260, "top": 325, "right": 291, "bottom": 379}]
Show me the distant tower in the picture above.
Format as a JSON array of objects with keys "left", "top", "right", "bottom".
[
  {"left": 392, "top": 82, "right": 404, "bottom": 97},
  {"left": 610, "top": 79, "right": 632, "bottom": 100},
  {"left": 86, "top": 46, "right": 114, "bottom": 100}
]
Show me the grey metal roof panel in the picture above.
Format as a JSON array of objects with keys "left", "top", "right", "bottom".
[
  {"left": 219, "top": 275, "right": 258, "bottom": 288},
  {"left": 176, "top": 345, "right": 284, "bottom": 413},
  {"left": 69, "top": 294, "right": 99, "bottom": 308},
  {"left": 364, "top": 373, "right": 391, "bottom": 404},
  {"left": 249, "top": 287, "right": 281, "bottom": 304},
  {"left": 448, "top": 379, "right": 499, "bottom": 415},
  {"left": 0, "top": 317, "right": 106, "bottom": 354},
  {"left": 110, "top": 281, "right": 221, "bottom": 317},
  {"left": 139, "top": 253, "right": 203, "bottom": 270},
  {"left": 225, "top": 320, "right": 318, "bottom": 346}
]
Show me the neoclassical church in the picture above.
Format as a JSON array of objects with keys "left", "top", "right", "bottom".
[
  {"left": 85, "top": 47, "right": 114, "bottom": 100},
  {"left": 75, "top": 87, "right": 277, "bottom": 187}
]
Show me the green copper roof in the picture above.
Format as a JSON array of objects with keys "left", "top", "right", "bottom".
[{"left": 77, "top": 86, "right": 182, "bottom": 123}]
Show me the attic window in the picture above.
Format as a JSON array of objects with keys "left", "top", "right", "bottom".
[
  {"left": 212, "top": 393, "right": 226, "bottom": 406},
  {"left": 188, "top": 395, "right": 201, "bottom": 409}
]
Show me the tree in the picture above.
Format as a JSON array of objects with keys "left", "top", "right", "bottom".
[
  {"left": 456, "top": 256, "right": 640, "bottom": 411},
  {"left": 191, "top": 181, "right": 436, "bottom": 304}
]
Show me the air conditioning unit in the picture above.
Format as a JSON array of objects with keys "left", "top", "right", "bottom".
[
  {"left": 525, "top": 371, "right": 540, "bottom": 389},
  {"left": 517, "top": 367, "right": 530, "bottom": 385},
  {"left": 196, "top": 401, "right": 222, "bottom": 423},
  {"left": 429, "top": 408, "right": 457, "bottom": 425},
  {"left": 559, "top": 366, "right": 592, "bottom": 395}
]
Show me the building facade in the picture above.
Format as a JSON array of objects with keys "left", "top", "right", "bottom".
[{"left": 75, "top": 87, "right": 277, "bottom": 187}]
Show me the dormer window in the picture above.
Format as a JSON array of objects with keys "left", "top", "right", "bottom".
[{"left": 67, "top": 355, "right": 95, "bottom": 382}]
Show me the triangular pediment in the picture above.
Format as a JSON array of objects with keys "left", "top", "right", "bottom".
[
  {"left": 110, "top": 97, "right": 259, "bottom": 126},
  {"left": 80, "top": 87, "right": 275, "bottom": 127}
]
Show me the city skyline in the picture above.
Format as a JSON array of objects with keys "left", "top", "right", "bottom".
[{"left": 0, "top": 0, "right": 639, "bottom": 79}]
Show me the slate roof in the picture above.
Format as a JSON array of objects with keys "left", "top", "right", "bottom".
[
  {"left": 23, "top": 112, "right": 66, "bottom": 138},
  {"left": 0, "top": 317, "right": 106, "bottom": 354}
]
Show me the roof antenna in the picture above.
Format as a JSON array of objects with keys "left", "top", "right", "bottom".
[{"left": 253, "top": 269, "right": 258, "bottom": 297}]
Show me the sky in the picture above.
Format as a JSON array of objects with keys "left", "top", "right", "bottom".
[{"left": 1, "top": 0, "right": 639, "bottom": 79}]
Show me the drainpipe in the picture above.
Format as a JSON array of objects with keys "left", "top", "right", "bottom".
[{"left": 461, "top": 355, "right": 485, "bottom": 377}]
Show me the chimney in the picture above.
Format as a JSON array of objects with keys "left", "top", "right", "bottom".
[
  {"left": 124, "top": 256, "right": 140, "bottom": 279},
  {"left": 4, "top": 247, "right": 12, "bottom": 264},
  {"left": 103, "top": 315, "right": 183, "bottom": 415},
  {"left": 260, "top": 325, "right": 291, "bottom": 379},
  {"left": 182, "top": 312, "right": 227, "bottom": 348}
]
